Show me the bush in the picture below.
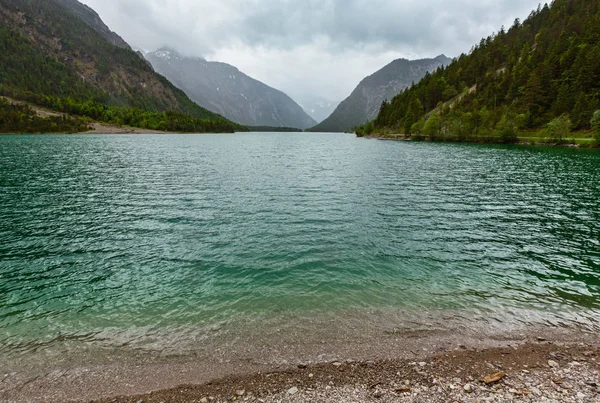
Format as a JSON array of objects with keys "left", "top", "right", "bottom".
[
  {"left": 591, "top": 110, "right": 600, "bottom": 144},
  {"left": 422, "top": 114, "right": 441, "bottom": 140},
  {"left": 354, "top": 122, "right": 374, "bottom": 137},
  {"left": 543, "top": 114, "right": 572, "bottom": 144},
  {"left": 494, "top": 115, "right": 518, "bottom": 143},
  {"left": 410, "top": 119, "right": 425, "bottom": 136}
]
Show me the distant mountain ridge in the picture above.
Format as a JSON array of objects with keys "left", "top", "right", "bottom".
[
  {"left": 310, "top": 55, "right": 452, "bottom": 132},
  {"left": 145, "top": 49, "right": 317, "bottom": 129}
]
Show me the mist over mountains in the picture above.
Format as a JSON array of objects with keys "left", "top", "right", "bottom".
[
  {"left": 145, "top": 49, "right": 317, "bottom": 129},
  {"left": 6, "top": 0, "right": 456, "bottom": 133},
  {"left": 297, "top": 96, "right": 338, "bottom": 124}
]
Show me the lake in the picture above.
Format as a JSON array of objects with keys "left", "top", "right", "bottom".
[{"left": 1, "top": 132, "right": 599, "bottom": 370}]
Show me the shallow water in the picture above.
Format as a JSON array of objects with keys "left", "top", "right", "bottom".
[{"left": 1, "top": 133, "right": 599, "bottom": 358}]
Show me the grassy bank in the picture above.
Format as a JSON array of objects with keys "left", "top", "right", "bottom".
[
  {"left": 517, "top": 129, "right": 597, "bottom": 146},
  {"left": 364, "top": 129, "right": 599, "bottom": 148}
]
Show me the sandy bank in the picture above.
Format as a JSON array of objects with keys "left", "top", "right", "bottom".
[{"left": 83, "top": 122, "right": 168, "bottom": 134}]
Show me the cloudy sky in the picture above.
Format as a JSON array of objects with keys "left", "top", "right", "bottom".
[{"left": 80, "top": 0, "right": 542, "bottom": 114}]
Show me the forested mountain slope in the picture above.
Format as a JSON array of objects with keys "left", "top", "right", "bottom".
[
  {"left": 310, "top": 55, "right": 450, "bottom": 132},
  {"left": 0, "top": 0, "right": 242, "bottom": 132},
  {"left": 54, "top": 0, "right": 131, "bottom": 50},
  {"left": 372, "top": 0, "right": 600, "bottom": 143}
]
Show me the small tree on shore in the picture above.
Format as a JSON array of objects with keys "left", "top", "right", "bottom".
[
  {"left": 355, "top": 125, "right": 365, "bottom": 137},
  {"left": 410, "top": 118, "right": 425, "bottom": 135},
  {"left": 423, "top": 113, "right": 441, "bottom": 140},
  {"left": 494, "top": 113, "right": 519, "bottom": 143},
  {"left": 591, "top": 110, "right": 600, "bottom": 144},
  {"left": 544, "top": 114, "right": 572, "bottom": 144},
  {"left": 355, "top": 122, "right": 375, "bottom": 137}
]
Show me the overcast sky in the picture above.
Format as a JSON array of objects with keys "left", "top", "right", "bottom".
[{"left": 80, "top": 0, "right": 542, "bottom": 109}]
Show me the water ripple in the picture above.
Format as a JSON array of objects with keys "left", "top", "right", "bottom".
[{"left": 0, "top": 133, "right": 599, "bottom": 355}]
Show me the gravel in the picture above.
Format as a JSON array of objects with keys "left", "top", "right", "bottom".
[
  {"left": 93, "top": 343, "right": 600, "bottom": 403},
  {"left": 250, "top": 360, "right": 600, "bottom": 402}
]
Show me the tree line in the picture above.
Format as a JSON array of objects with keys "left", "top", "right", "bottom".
[
  {"left": 0, "top": 98, "right": 90, "bottom": 134},
  {"left": 0, "top": 1, "right": 245, "bottom": 134},
  {"left": 1, "top": 87, "right": 243, "bottom": 133},
  {"left": 369, "top": 0, "right": 600, "bottom": 145}
]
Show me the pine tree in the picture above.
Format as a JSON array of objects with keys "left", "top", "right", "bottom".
[
  {"left": 372, "top": 0, "right": 600, "bottom": 144},
  {"left": 591, "top": 110, "right": 600, "bottom": 144}
]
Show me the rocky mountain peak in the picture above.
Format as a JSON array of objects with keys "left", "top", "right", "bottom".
[
  {"left": 145, "top": 50, "right": 317, "bottom": 129},
  {"left": 309, "top": 55, "right": 452, "bottom": 132}
]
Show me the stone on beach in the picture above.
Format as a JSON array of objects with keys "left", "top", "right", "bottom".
[{"left": 483, "top": 371, "right": 506, "bottom": 384}]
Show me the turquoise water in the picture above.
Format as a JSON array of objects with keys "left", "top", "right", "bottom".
[{"left": 1, "top": 133, "right": 599, "bottom": 356}]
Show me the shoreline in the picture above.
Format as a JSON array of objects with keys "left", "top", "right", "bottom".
[
  {"left": 94, "top": 341, "right": 600, "bottom": 403},
  {"left": 82, "top": 122, "right": 169, "bottom": 134},
  {"left": 1, "top": 326, "right": 598, "bottom": 402},
  {"left": 0, "top": 97, "right": 230, "bottom": 135},
  {"left": 0, "top": 132, "right": 598, "bottom": 403},
  {"left": 362, "top": 133, "right": 599, "bottom": 148},
  {"left": 1, "top": 97, "right": 164, "bottom": 135}
]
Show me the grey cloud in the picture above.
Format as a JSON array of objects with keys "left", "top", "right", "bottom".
[
  {"left": 196, "top": 0, "right": 537, "bottom": 54},
  {"left": 83, "top": 0, "right": 540, "bottom": 55},
  {"left": 79, "top": 0, "right": 542, "bottom": 111}
]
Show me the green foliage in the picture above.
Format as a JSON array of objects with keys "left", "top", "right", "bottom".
[
  {"left": 543, "top": 114, "right": 572, "bottom": 143},
  {"left": 410, "top": 119, "right": 425, "bottom": 136},
  {"left": 0, "top": 89, "right": 240, "bottom": 133},
  {"left": 403, "top": 98, "right": 424, "bottom": 134},
  {"left": 373, "top": 0, "right": 600, "bottom": 143},
  {"left": 494, "top": 113, "right": 520, "bottom": 143},
  {"left": 0, "top": 1, "right": 245, "bottom": 133},
  {"left": 354, "top": 121, "right": 374, "bottom": 137},
  {"left": 422, "top": 114, "right": 441, "bottom": 140},
  {"left": 0, "top": 25, "right": 103, "bottom": 103},
  {"left": 0, "top": 98, "right": 90, "bottom": 133},
  {"left": 591, "top": 110, "right": 600, "bottom": 144}
]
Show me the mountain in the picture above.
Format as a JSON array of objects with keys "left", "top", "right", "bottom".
[
  {"left": 373, "top": 0, "right": 600, "bottom": 144},
  {"left": 309, "top": 55, "right": 451, "bottom": 132},
  {"left": 0, "top": 0, "right": 241, "bottom": 133},
  {"left": 54, "top": 0, "right": 131, "bottom": 50},
  {"left": 145, "top": 49, "right": 317, "bottom": 129},
  {"left": 297, "top": 95, "right": 338, "bottom": 124}
]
